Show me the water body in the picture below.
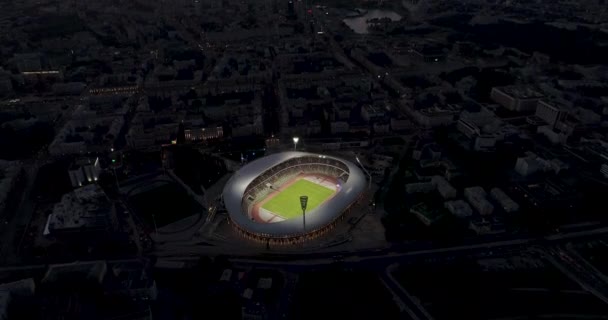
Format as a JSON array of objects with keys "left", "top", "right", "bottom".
[
  {"left": 431, "top": 14, "right": 608, "bottom": 65},
  {"left": 343, "top": 10, "right": 402, "bottom": 34}
]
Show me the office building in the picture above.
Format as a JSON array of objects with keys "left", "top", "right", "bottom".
[{"left": 491, "top": 86, "right": 544, "bottom": 112}]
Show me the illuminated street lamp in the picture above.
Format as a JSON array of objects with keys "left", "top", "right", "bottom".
[{"left": 292, "top": 137, "right": 299, "bottom": 151}]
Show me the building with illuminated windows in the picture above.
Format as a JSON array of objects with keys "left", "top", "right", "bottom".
[{"left": 185, "top": 126, "right": 224, "bottom": 142}]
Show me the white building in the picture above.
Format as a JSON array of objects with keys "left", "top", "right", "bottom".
[
  {"left": 432, "top": 175, "right": 457, "bottom": 199},
  {"left": 410, "top": 106, "right": 459, "bottom": 128},
  {"left": 44, "top": 184, "right": 114, "bottom": 236},
  {"left": 464, "top": 186, "right": 494, "bottom": 216},
  {"left": 601, "top": 164, "right": 608, "bottom": 179},
  {"left": 490, "top": 188, "right": 519, "bottom": 213},
  {"left": 537, "top": 125, "right": 570, "bottom": 144},
  {"left": 535, "top": 100, "right": 568, "bottom": 128},
  {"left": 514, "top": 154, "right": 542, "bottom": 177},
  {"left": 457, "top": 119, "right": 480, "bottom": 138},
  {"left": 331, "top": 121, "right": 350, "bottom": 134},
  {"left": 474, "top": 135, "right": 498, "bottom": 152},
  {"left": 514, "top": 152, "right": 568, "bottom": 176},
  {"left": 444, "top": 200, "right": 473, "bottom": 218},
  {"left": 490, "top": 86, "right": 544, "bottom": 112}
]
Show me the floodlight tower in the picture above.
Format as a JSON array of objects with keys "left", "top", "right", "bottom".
[
  {"left": 293, "top": 136, "right": 299, "bottom": 151},
  {"left": 300, "top": 195, "right": 308, "bottom": 232}
]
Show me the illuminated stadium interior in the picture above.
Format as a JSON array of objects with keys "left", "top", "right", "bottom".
[{"left": 222, "top": 152, "right": 366, "bottom": 244}]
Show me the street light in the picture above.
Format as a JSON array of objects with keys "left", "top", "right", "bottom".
[
  {"left": 356, "top": 156, "right": 372, "bottom": 190},
  {"left": 292, "top": 137, "right": 299, "bottom": 151}
]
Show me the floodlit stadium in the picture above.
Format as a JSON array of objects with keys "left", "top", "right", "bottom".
[{"left": 223, "top": 151, "right": 366, "bottom": 244}]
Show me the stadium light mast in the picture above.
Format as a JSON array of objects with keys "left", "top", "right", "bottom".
[
  {"left": 300, "top": 195, "right": 308, "bottom": 232},
  {"left": 292, "top": 137, "right": 299, "bottom": 151}
]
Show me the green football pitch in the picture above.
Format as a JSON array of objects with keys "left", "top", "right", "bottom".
[{"left": 261, "top": 178, "right": 335, "bottom": 219}]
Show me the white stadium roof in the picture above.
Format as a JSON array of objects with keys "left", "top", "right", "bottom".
[{"left": 222, "top": 151, "right": 366, "bottom": 238}]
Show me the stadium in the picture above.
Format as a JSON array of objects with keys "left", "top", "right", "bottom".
[{"left": 222, "top": 151, "right": 367, "bottom": 244}]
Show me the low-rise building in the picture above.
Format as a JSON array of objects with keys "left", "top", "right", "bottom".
[
  {"left": 535, "top": 100, "right": 569, "bottom": 128},
  {"left": 601, "top": 164, "right": 608, "bottom": 179},
  {"left": 126, "top": 112, "right": 183, "bottom": 148},
  {"left": 405, "top": 182, "right": 435, "bottom": 194},
  {"left": 410, "top": 42, "right": 448, "bottom": 63},
  {"left": 362, "top": 104, "right": 385, "bottom": 122},
  {"left": 410, "top": 105, "right": 460, "bottom": 128},
  {"left": 469, "top": 217, "right": 504, "bottom": 235},
  {"left": 514, "top": 152, "right": 569, "bottom": 176},
  {"left": 457, "top": 119, "right": 480, "bottom": 138},
  {"left": 104, "top": 262, "right": 157, "bottom": 301},
  {"left": 42, "top": 261, "right": 108, "bottom": 285},
  {"left": 0, "top": 278, "right": 36, "bottom": 320},
  {"left": 469, "top": 219, "right": 492, "bottom": 235},
  {"left": 410, "top": 202, "right": 442, "bottom": 226},
  {"left": 0, "top": 291, "right": 8, "bottom": 320},
  {"left": 0, "top": 160, "right": 22, "bottom": 217},
  {"left": 490, "top": 188, "right": 520, "bottom": 213},
  {"left": 490, "top": 86, "right": 544, "bottom": 112},
  {"left": 0, "top": 69, "right": 13, "bottom": 95},
  {"left": 50, "top": 112, "right": 124, "bottom": 156},
  {"left": 44, "top": 184, "right": 115, "bottom": 238},
  {"left": 514, "top": 153, "right": 543, "bottom": 177},
  {"left": 330, "top": 121, "right": 350, "bottom": 134},
  {"left": 464, "top": 186, "right": 494, "bottom": 216},
  {"left": 444, "top": 200, "right": 473, "bottom": 218},
  {"left": 390, "top": 117, "right": 412, "bottom": 131},
  {"left": 432, "top": 175, "right": 457, "bottom": 199}
]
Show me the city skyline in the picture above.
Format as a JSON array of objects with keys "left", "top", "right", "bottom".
[{"left": 1, "top": 0, "right": 608, "bottom": 319}]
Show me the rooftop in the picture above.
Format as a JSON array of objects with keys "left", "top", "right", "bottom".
[
  {"left": 44, "top": 184, "right": 112, "bottom": 235},
  {"left": 495, "top": 86, "right": 544, "bottom": 99},
  {"left": 43, "top": 261, "right": 108, "bottom": 285}
]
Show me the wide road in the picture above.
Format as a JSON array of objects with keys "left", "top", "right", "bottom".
[
  {"left": 382, "top": 264, "right": 433, "bottom": 320},
  {"left": 153, "top": 224, "right": 608, "bottom": 269}
]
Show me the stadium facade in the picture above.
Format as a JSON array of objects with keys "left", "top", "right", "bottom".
[{"left": 222, "top": 151, "right": 366, "bottom": 244}]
